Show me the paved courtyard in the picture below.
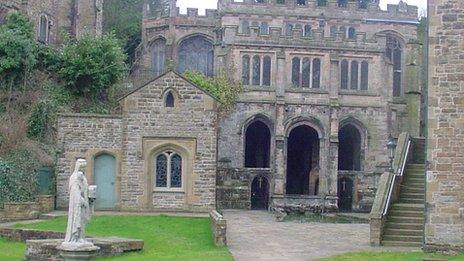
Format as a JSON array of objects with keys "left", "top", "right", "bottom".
[{"left": 223, "top": 210, "right": 372, "bottom": 261}]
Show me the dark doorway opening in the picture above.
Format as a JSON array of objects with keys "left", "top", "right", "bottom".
[
  {"left": 245, "top": 121, "right": 271, "bottom": 168},
  {"left": 286, "top": 125, "right": 319, "bottom": 195},
  {"left": 338, "top": 124, "right": 362, "bottom": 171},
  {"left": 251, "top": 176, "right": 269, "bottom": 210},
  {"left": 338, "top": 177, "right": 354, "bottom": 212}
]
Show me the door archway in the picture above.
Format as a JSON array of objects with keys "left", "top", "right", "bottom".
[{"left": 251, "top": 176, "right": 269, "bottom": 210}]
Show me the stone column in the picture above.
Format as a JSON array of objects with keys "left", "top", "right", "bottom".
[
  {"left": 405, "top": 41, "right": 422, "bottom": 137},
  {"left": 274, "top": 49, "right": 286, "bottom": 197}
]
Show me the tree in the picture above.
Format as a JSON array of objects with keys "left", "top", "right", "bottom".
[{"left": 58, "top": 34, "right": 127, "bottom": 97}]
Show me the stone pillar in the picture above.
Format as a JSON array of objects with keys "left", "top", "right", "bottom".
[
  {"left": 274, "top": 49, "right": 286, "bottom": 197},
  {"left": 405, "top": 41, "right": 422, "bottom": 137},
  {"left": 327, "top": 100, "right": 340, "bottom": 197}
]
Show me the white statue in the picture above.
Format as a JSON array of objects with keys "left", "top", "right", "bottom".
[{"left": 60, "top": 159, "right": 97, "bottom": 251}]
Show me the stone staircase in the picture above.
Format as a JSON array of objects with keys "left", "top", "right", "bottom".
[{"left": 382, "top": 137, "right": 426, "bottom": 247}]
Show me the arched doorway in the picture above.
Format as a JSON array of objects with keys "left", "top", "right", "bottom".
[
  {"left": 245, "top": 120, "right": 271, "bottom": 168},
  {"left": 286, "top": 125, "right": 320, "bottom": 195},
  {"left": 338, "top": 177, "right": 354, "bottom": 212},
  {"left": 94, "top": 154, "right": 117, "bottom": 210},
  {"left": 338, "top": 124, "right": 362, "bottom": 171},
  {"left": 251, "top": 176, "right": 269, "bottom": 210}
]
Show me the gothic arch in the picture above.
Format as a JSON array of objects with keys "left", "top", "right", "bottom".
[
  {"left": 177, "top": 34, "right": 215, "bottom": 77},
  {"left": 284, "top": 116, "right": 325, "bottom": 139},
  {"left": 242, "top": 114, "right": 274, "bottom": 169},
  {"left": 338, "top": 116, "right": 369, "bottom": 171}
]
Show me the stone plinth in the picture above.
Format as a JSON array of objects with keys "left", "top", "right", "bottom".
[{"left": 25, "top": 237, "right": 144, "bottom": 261}]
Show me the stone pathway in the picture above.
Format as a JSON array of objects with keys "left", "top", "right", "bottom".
[{"left": 223, "top": 210, "right": 381, "bottom": 261}]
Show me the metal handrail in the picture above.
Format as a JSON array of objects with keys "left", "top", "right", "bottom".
[{"left": 382, "top": 134, "right": 411, "bottom": 216}]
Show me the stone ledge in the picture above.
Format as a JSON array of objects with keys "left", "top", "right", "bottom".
[
  {"left": 57, "top": 113, "right": 123, "bottom": 119},
  {"left": 210, "top": 210, "right": 227, "bottom": 246}
]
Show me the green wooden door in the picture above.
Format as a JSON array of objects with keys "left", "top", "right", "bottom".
[{"left": 94, "top": 154, "right": 116, "bottom": 210}]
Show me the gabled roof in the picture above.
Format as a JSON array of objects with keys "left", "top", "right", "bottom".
[{"left": 118, "top": 70, "right": 221, "bottom": 103}]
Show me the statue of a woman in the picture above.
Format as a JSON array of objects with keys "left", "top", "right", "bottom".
[{"left": 60, "top": 159, "right": 95, "bottom": 250}]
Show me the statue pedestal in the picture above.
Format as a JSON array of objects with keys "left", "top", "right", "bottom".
[{"left": 57, "top": 243, "right": 100, "bottom": 261}]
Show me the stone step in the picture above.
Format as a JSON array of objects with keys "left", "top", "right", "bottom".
[
  {"left": 402, "top": 183, "right": 425, "bottom": 189},
  {"left": 383, "top": 235, "right": 423, "bottom": 243},
  {"left": 388, "top": 216, "right": 424, "bottom": 224},
  {"left": 404, "top": 173, "right": 425, "bottom": 178},
  {"left": 401, "top": 187, "right": 425, "bottom": 194},
  {"left": 391, "top": 203, "right": 424, "bottom": 211},
  {"left": 382, "top": 240, "right": 422, "bottom": 247},
  {"left": 400, "top": 198, "right": 425, "bottom": 204},
  {"left": 403, "top": 177, "right": 425, "bottom": 183},
  {"left": 384, "top": 228, "right": 423, "bottom": 236},
  {"left": 400, "top": 193, "right": 424, "bottom": 200},
  {"left": 390, "top": 210, "right": 424, "bottom": 218},
  {"left": 385, "top": 222, "right": 423, "bottom": 230}
]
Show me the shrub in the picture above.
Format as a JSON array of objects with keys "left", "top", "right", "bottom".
[
  {"left": 27, "top": 100, "right": 58, "bottom": 141},
  {"left": 58, "top": 33, "right": 127, "bottom": 98}
]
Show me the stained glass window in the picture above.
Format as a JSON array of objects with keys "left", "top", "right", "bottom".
[
  {"left": 292, "top": 57, "right": 301, "bottom": 87},
  {"left": 361, "top": 61, "right": 369, "bottom": 90},
  {"left": 263, "top": 56, "right": 271, "bottom": 86},
  {"left": 242, "top": 55, "right": 250, "bottom": 85},
  {"left": 156, "top": 154, "right": 167, "bottom": 187},
  {"left": 312, "top": 58, "right": 321, "bottom": 89},
  {"left": 341, "top": 60, "right": 349, "bottom": 89},
  {"left": 252, "top": 55, "right": 261, "bottom": 85},
  {"left": 170, "top": 154, "right": 182, "bottom": 188},
  {"left": 152, "top": 39, "right": 166, "bottom": 77},
  {"left": 350, "top": 61, "right": 359, "bottom": 90},
  {"left": 178, "top": 36, "right": 214, "bottom": 77},
  {"left": 302, "top": 58, "right": 311, "bottom": 88}
]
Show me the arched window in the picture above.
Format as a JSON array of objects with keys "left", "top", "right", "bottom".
[
  {"left": 386, "top": 35, "right": 403, "bottom": 97},
  {"left": 165, "top": 92, "right": 175, "bottom": 107},
  {"left": 338, "top": 124, "right": 362, "bottom": 171},
  {"left": 286, "top": 23, "right": 293, "bottom": 37},
  {"left": 341, "top": 60, "right": 349, "bottom": 90},
  {"left": 241, "top": 20, "right": 250, "bottom": 34},
  {"left": 245, "top": 120, "right": 271, "bottom": 168},
  {"left": 263, "top": 56, "right": 271, "bottom": 86},
  {"left": 361, "top": 61, "right": 369, "bottom": 90},
  {"left": 242, "top": 55, "right": 250, "bottom": 85},
  {"left": 151, "top": 39, "right": 166, "bottom": 77},
  {"left": 312, "top": 58, "right": 321, "bottom": 89},
  {"left": 178, "top": 36, "right": 214, "bottom": 77},
  {"left": 155, "top": 151, "right": 182, "bottom": 189},
  {"left": 260, "top": 22, "right": 269, "bottom": 35},
  {"left": 304, "top": 25, "right": 312, "bottom": 37},
  {"left": 252, "top": 55, "right": 261, "bottom": 85},
  {"left": 348, "top": 27, "right": 356, "bottom": 39},
  {"left": 302, "top": 58, "right": 311, "bottom": 88},
  {"left": 38, "top": 15, "right": 49, "bottom": 44},
  {"left": 350, "top": 61, "right": 359, "bottom": 90},
  {"left": 292, "top": 57, "right": 301, "bottom": 87}
]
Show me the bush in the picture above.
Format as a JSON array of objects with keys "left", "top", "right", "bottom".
[
  {"left": 58, "top": 33, "right": 127, "bottom": 97},
  {"left": 27, "top": 100, "right": 58, "bottom": 141},
  {"left": 0, "top": 150, "right": 40, "bottom": 206}
]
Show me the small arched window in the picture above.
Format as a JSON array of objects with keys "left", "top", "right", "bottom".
[
  {"left": 155, "top": 151, "right": 182, "bottom": 189},
  {"left": 350, "top": 61, "right": 359, "bottom": 90},
  {"left": 312, "top": 58, "right": 321, "bottom": 89},
  {"left": 165, "top": 92, "right": 175, "bottom": 107},
  {"left": 241, "top": 20, "right": 250, "bottom": 34},
  {"left": 263, "top": 56, "right": 271, "bottom": 86},
  {"left": 348, "top": 27, "right": 356, "bottom": 39},
  {"left": 151, "top": 39, "right": 166, "bottom": 77},
  {"left": 260, "top": 22, "right": 269, "bottom": 35},
  {"left": 252, "top": 55, "right": 261, "bottom": 85},
  {"left": 286, "top": 23, "right": 293, "bottom": 37},
  {"left": 361, "top": 61, "right": 369, "bottom": 90},
  {"left": 386, "top": 35, "right": 403, "bottom": 97},
  {"left": 304, "top": 25, "right": 312, "bottom": 37},
  {"left": 292, "top": 57, "right": 301, "bottom": 87},
  {"left": 38, "top": 14, "right": 49, "bottom": 44},
  {"left": 302, "top": 58, "right": 311, "bottom": 88},
  {"left": 341, "top": 60, "right": 349, "bottom": 90},
  {"left": 242, "top": 55, "right": 251, "bottom": 85}
]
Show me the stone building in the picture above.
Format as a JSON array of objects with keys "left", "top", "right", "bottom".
[
  {"left": 426, "top": 0, "right": 464, "bottom": 251},
  {"left": 0, "top": 0, "right": 103, "bottom": 45},
  {"left": 57, "top": 0, "right": 422, "bottom": 213}
]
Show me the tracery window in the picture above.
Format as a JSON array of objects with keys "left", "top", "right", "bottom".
[
  {"left": 340, "top": 59, "right": 369, "bottom": 91},
  {"left": 155, "top": 151, "right": 183, "bottom": 189},
  {"left": 386, "top": 35, "right": 403, "bottom": 97},
  {"left": 242, "top": 54, "right": 272, "bottom": 86},
  {"left": 151, "top": 39, "right": 166, "bottom": 77},
  {"left": 292, "top": 56, "right": 321, "bottom": 89},
  {"left": 178, "top": 36, "right": 214, "bottom": 77},
  {"left": 38, "top": 14, "right": 49, "bottom": 44}
]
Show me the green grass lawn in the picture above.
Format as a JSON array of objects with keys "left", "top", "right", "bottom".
[
  {"left": 0, "top": 215, "right": 232, "bottom": 261},
  {"left": 324, "top": 251, "right": 464, "bottom": 261}
]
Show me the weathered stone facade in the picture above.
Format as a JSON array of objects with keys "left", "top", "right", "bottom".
[
  {"left": 426, "top": 0, "right": 464, "bottom": 251},
  {"left": 0, "top": 0, "right": 102, "bottom": 45},
  {"left": 57, "top": 72, "right": 219, "bottom": 212}
]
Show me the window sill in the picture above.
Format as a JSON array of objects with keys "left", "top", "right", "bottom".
[
  {"left": 339, "top": 90, "right": 377, "bottom": 97},
  {"left": 154, "top": 188, "right": 185, "bottom": 193},
  {"left": 244, "top": 85, "right": 275, "bottom": 91},
  {"left": 286, "top": 88, "right": 328, "bottom": 94}
]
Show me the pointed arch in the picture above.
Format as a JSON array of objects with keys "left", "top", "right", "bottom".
[
  {"left": 177, "top": 34, "right": 214, "bottom": 77},
  {"left": 161, "top": 88, "right": 179, "bottom": 108}
]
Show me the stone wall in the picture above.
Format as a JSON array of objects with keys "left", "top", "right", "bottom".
[
  {"left": 0, "top": 196, "right": 54, "bottom": 223},
  {"left": 426, "top": 0, "right": 464, "bottom": 251},
  {"left": 56, "top": 114, "right": 123, "bottom": 209},
  {"left": 210, "top": 210, "right": 227, "bottom": 246}
]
